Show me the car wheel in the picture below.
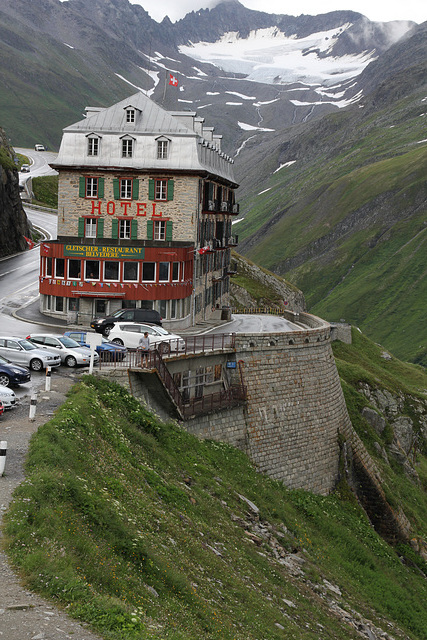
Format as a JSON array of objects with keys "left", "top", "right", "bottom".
[
  {"left": 159, "top": 342, "right": 171, "bottom": 355},
  {"left": 30, "top": 358, "right": 43, "bottom": 372},
  {"left": 103, "top": 325, "right": 113, "bottom": 337},
  {"left": 65, "top": 355, "right": 77, "bottom": 368},
  {"left": 111, "top": 338, "right": 124, "bottom": 346},
  {"left": 0, "top": 373, "right": 10, "bottom": 387}
]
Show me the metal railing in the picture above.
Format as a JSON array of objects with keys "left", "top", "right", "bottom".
[
  {"left": 231, "top": 307, "right": 285, "bottom": 316},
  {"left": 98, "top": 333, "right": 245, "bottom": 418}
]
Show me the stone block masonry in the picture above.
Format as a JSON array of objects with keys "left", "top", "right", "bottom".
[{"left": 186, "top": 315, "right": 344, "bottom": 495}]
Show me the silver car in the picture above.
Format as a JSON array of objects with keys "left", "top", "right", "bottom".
[
  {"left": 0, "top": 337, "right": 61, "bottom": 371},
  {"left": 26, "top": 334, "right": 99, "bottom": 368}
]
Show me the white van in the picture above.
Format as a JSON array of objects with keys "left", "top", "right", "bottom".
[{"left": 34, "top": 144, "right": 45, "bottom": 151}]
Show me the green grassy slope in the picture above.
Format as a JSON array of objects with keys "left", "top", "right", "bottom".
[
  {"left": 237, "top": 81, "right": 427, "bottom": 364},
  {"left": 4, "top": 371, "right": 427, "bottom": 640}
]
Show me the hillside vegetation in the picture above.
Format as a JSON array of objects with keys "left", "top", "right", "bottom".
[
  {"left": 236, "top": 24, "right": 427, "bottom": 366},
  {"left": 4, "top": 344, "right": 427, "bottom": 639}
]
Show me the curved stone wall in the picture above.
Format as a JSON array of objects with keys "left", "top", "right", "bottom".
[{"left": 186, "top": 313, "right": 349, "bottom": 495}]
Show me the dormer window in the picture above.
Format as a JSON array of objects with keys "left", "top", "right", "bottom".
[
  {"left": 87, "top": 135, "right": 100, "bottom": 157},
  {"left": 157, "top": 139, "right": 169, "bottom": 160},
  {"left": 121, "top": 137, "right": 134, "bottom": 158},
  {"left": 126, "top": 108, "right": 136, "bottom": 123}
]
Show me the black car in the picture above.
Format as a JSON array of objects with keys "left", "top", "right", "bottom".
[
  {"left": 0, "top": 355, "right": 31, "bottom": 387},
  {"left": 90, "top": 308, "right": 162, "bottom": 336}
]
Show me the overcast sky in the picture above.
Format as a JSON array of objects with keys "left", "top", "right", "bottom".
[{"left": 129, "top": 0, "right": 425, "bottom": 24}]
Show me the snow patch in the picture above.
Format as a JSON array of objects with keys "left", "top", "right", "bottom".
[
  {"left": 63, "top": 43, "right": 74, "bottom": 49},
  {"left": 115, "top": 74, "right": 145, "bottom": 93},
  {"left": 179, "top": 25, "right": 375, "bottom": 88},
  {"left": 207, "top": 91, "right": 220, "bottom": 95},
  {"left": 238, "top": 121, "right": 275, "bottom": 131},
  {"left": 226, "top": 91, "right": 256, "bottom": 100},
  {"left": 226, "top": 102, "right": 243, "bottom": 106},
  {"left": 178, "top": 99, "right": 194, "bottom": 103},
  {"left": 258, "top": 188, "right": 272, "bottom": 194},
  {"left": 274, "top": 161, "right": 296, "bottom": 173}
]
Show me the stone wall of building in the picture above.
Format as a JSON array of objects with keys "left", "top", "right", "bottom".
[{"left": 57, "top": 172, "right": 199, "bottom": 242}]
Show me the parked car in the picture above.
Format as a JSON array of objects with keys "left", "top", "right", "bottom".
[
  {"left": 108, "top": 323, "right": 185, "bottom": 354},
  {"left": 0, "top": 337, "right": 61, "bottom": 371},
  {"left": 0, "top": 385, "right": 16, "bottom": 409},
  {"left": 0, "top": 400, "right": 4, "bottom": 416},
  {"left": 34, "top": 144, "right": 45, "bottom": 151},
  {"left": 64, "top": 331, "right": 127, "bottom": 361},
  {"left": 26, "top": 334, "right": 99, "bottom": 368},
  {"left": 0, "top": 355, "right": 31, "bottom": 387},
  {"left": 90, "top": 308, "right": 162, "bottom": 336},
  {"left": 20, "top": 163, "right": 30, "bottom": 172}
]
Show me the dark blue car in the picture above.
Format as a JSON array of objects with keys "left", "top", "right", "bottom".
[
  {"left": 0, "top": 355, "right": 31, "bottom": 387},
  {"left": 64, "top": 331, "right": 127, "bottom": 362}
]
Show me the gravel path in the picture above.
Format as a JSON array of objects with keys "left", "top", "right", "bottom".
[{"left": 0, "top": 372, "right": 102, "bottom": 640}]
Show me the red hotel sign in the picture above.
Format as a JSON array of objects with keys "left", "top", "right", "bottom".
[{"left": 90, "top": 201, "right": 164, "bottom": 217}]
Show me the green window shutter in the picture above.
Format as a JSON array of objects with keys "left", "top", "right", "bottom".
[
  {"left": 148, "top": 179, "right": 155, "bottom": 201},
  {"left": 112, "top": 218, "right": 118, "bottom": 239},
  {"left": 147, "top": 219, "right": 153, "bottom": 240},
  {"left": 98, "top": 178, "right": 104, "bottom": 199},
  {"left": 166, "top": 220, "right": 173, "bottom": 241},
  {"left": 132, "top": 179, "right": 139, "bottom": 200},
  {"left": 131, "top": 219, "right": 138, "bottom": 239},
  {"left": 113, "top": 179, "right": 120, "bottom": 200},
  {"left": 79, "top": 177, "right": 86, "bottom": 198},
  {"left": 78, "top": 217, "right": 85, "bottom": 236},
  {"left": 97, "top": 218, "right": 104, "bottom": 238},
  {"left": 167, "top": 179, "right": 174, "bottom": 201}
]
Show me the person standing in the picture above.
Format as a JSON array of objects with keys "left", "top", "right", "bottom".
[{"left": 138, "top": 331, "right": 150, "bottom": 367}]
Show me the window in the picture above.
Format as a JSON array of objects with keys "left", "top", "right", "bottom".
[
  {"left": 157, "top": 140, "right": 168, "bottom": 159},
  {"left": 104, "top": 261, "right": 119, "bottom": 281},
  {"left": 122, "top": 139, "right": 133, "bottom": 158},
  {"left": 120, "top": 179, "right": 132, "bottom": 199},
  {"left": 159, "top": 262, "right": 170, "bottom": 282},
  {"left": 172, "top": 262, "right": 179, "bottom": 281},
  {"left": 159, "top": 300, "right": 167, "bottom": 318},
  {"left": 68, "top": 259, "right": 81, "bottom": 279},
  {"left": 142, "top": 262, "right": 155, "bottom": 282},
  {"left": 68, "top": 298, "right": 79, "bottom": 311},
  {"left": 85, "top": 218, "right": 98, "bottom": 238},
  {"left": 149, "top": 178, "right": 174, "bottom": 201},
  {"left": 45, "top": 257, "right": 52, "bottom": 277},
  {"left": 155, "top": 179, "right": 167, "bottom": 201},
  {"left": 119, "top": 219, "right": 131, "bottom": 239},
  {"left": 95, "top": 300, "right": 107, "bottom": 315},
  {"left": 86, "top": 177, "right": 98, "bottom": 198},
  {"left": 171, "top": 299, "right": 177, "bottom": 319},
  {"left": 87, "top": 138, "right": 99, "bottom": 156},
  {"left": 154, "top": 220, "right": 166, "bottom": 240},
  {"left": 85, "top": 261, "right": 100, "bottom": 280},
  {"left": 126, "top": 109, "right": 135, "bottom": 123},
  {"left": 55, "top": 297, "right": 64, "bottom": 312},
  {"left": 55, "top": 258, "right": 65, "bottom": 278},
  {"left": 123, "top": 262, "right": 138, "bottom": 281}
]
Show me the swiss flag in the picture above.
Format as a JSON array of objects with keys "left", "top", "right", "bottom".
[
  {"left": 169, "top": 73, "right": 178, "bottom": 87},
  {"left": 41, "top": 243, "right": 50, "bottom": 255}
]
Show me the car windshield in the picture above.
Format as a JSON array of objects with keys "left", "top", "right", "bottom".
[
  {"left": 0, "top": 355, "right": 11, "bottom": 364},
  {"left": 153, "top": 326, "right": 169, "bottom": 336},
  {"left": 58, "top": 336, "right": 81, "bottom": 348},
  {"left": 112, "top": 309, "right": 125, "bottom": 318},
  {"left": 18, "top": 339, "right": 37, "bottom": 351}
]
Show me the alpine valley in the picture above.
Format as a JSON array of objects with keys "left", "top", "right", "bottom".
[{"left": 0, "top": 0, "right": 426, "bottom": 363}]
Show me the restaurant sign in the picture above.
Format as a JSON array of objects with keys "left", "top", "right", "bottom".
[{"left": 64, "top": 245, "right": 145, "bottom": 259}]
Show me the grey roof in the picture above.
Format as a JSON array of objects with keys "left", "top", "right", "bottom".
[{"left": 65, "top": 92, "right": 197, "bottom": 136}]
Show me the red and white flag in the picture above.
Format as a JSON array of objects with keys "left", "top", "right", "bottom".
[
  {"left": 41, "top": 243, "right": 50, "bottom": 255},
  {"left": 24, "top": 236, "right": 35, "bottom": 249},
  {"left": 169, "top": 73, "right": 178, "bottom": 87}
]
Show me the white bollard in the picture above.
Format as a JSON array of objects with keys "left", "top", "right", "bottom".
[
  {"left": 29, "top": 392, "right": 37, "bottom": 421},
  {"left": 0, "top": 441, "right": 6, "bottom": 476},
  {"left": 45, "top": 366, "right": 52, "bottom": 392}
]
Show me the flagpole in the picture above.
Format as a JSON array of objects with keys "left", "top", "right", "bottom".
[{"left": 162, "top": 71, "right": 168, "bottom": 104}]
